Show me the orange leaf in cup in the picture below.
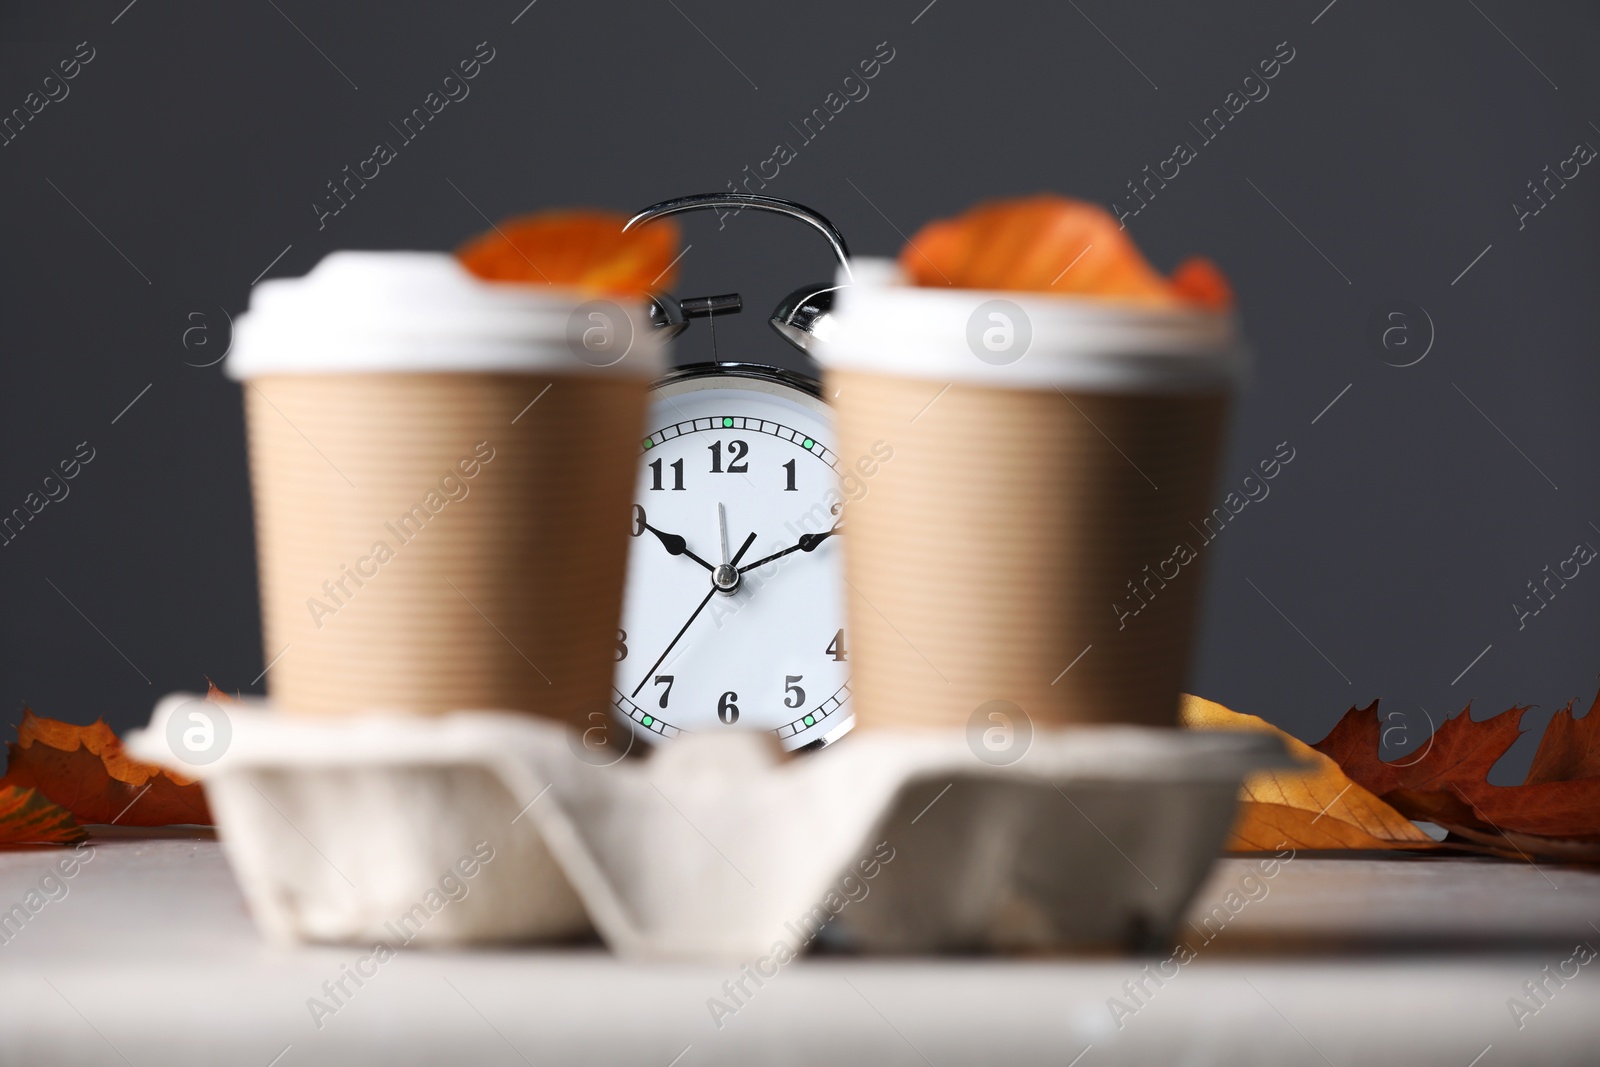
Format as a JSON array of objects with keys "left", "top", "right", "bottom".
[
  {"left": 899, "top": 195, "right": 1232, "bottom": 309},
  {"left": 457, "top": 210, "right": 682, "bottom": 294},
  {"left": 1169, "top": 257, "right": 1233, "bottom": 311}
]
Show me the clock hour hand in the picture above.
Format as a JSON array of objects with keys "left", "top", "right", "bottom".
[
  {"left": 737, "top": 523, "right": 842, "bottom": 574},
  {"left": 631, "top": 531, "right": 758, "bottom": 698},
  {"left": 642, "top": 522, "right": 715, "bottom": 572}
]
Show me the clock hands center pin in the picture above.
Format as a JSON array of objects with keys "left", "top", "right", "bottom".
[{"left": 630, "top": 529, "right": 758, "bottom": 699}]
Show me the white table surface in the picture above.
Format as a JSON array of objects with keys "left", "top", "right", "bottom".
[{"left": 1, "top": 829, "right": 1597, "bottom": 1066}]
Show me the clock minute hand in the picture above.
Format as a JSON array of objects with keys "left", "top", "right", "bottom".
[
  {"left": 737, "top": 523, "right": 842, "bottom": 574},
  {"left": 630, "top": 531, "right": 759, "bottom": 698},
  {"left": 643, "top": 523, "right": 715, "bottom": 572}
]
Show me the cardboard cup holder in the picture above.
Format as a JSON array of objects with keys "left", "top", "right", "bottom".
[{"left": 129, "top": 695, "right": 1291, "bottom": 959}]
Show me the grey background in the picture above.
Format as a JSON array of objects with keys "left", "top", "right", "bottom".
[{"left": 1, "top": 0, "right": 1596, "bottom": 780}]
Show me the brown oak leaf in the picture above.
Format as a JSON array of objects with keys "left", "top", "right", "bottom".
[
  {"left": 1313, "top": 695, "right": 1600, "bottom": 858},
  {"left": 1311, "top": 699, "right": 1530, "bottom": 797},
  {"left": 1527, "top": 690, "right": 1600, "bottom": 783}
]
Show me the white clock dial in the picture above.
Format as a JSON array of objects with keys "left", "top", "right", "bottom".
[{"left": 613, "top": 367, "right": 853, "bottom": 751}]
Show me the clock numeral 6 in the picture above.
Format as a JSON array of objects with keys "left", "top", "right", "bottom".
[
  {"left": 616, "top": 629, "right": 628, "bottom": 661},
  {"left": 653, "top": 674, "right": 675, "bottom": 709},
  {"left": 717, "top": 690, "right": 740, "bottom": 725},
  {"left": 825, "top": 628, "right": 847, "bottom": 662},
  {"left": 708, "top": 439, "right": 749, "bottom": 474},
  {"left": 784, "top": 675, "right": 806, "bottom": 709},
  {"left": 648, "top": 458, "right": 685, "bottom": 491}
]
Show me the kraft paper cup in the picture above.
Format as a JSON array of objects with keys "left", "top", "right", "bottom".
[
  {"left": 815, "top": 259, "right": 1243, "bottom": 732},
  {"left": 226, "top": 252, "right": 663, "bottom": 726}
]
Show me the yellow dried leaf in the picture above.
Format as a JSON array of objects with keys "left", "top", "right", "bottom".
[{"left": 1181, "top": 694, "right": 1435, "bottom": 851}]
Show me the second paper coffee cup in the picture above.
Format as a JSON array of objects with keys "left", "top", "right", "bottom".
[
  {"left": 227, "top": 252, "right": 663, "bottom": 725},
  {"left": 815, "top": 260, "right": 1243, "bottom": 734}
]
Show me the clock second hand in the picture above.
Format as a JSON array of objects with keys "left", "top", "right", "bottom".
[
  {"left": 631, "top": 529, "right": 758, "bottom": 699},
  {"left": 713, "top": 502, "right": 740, "bottom": 593},
  {"left": 717, "top": 502, "right": 731, "bottom": 567}
]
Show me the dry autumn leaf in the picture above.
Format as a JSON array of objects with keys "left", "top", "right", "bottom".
[
  {"left": 898, "top": 195, "right": 1233, "bottom": 309},
  {"left": 1181, "top": 695, "right": 1435, "bottom": 852},
  {"left": 0, "top": 702, "right": 213, "bottom": 827},
  {"left": 1527, "top": 692, "right": 1600, "bottom": 783},
  {"left": 1168, "top": 257, "right": 1234, "bottom": 311},
  {"left": 1312, "top": 694, "right": 1600, "bottom": 860},
  {"left": 0, "top": 784, "right": 85, "bottom": 845},
  {"left": 457, "top": 209, "right": 682, "bottom": 293}
]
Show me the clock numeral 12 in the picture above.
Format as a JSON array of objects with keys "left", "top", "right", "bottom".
[
  {"left": 708, "top": 439, "right": 749, "bottom": 474},
  {"left": 649, "top": 458, "right": 685, "bottom": 491}
]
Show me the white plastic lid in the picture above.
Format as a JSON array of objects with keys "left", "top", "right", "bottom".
[
  {"left": 815, "top": 258, "right": 1244, "bottom": 392},
  {"left": 226, "top": 251, "right": 666, "bottom": 380}
]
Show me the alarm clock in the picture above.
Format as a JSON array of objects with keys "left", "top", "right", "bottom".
[{"left": 610, "top": 194, "right": 856, "bottom": 752}]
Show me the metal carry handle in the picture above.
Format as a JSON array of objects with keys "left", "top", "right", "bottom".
[{"left": 624, "top": 194, "right": 854, "bottom": 281}]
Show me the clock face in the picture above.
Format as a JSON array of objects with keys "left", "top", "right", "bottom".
[{"left": 612, "top": 367, "right": 853, "bottom": 751}]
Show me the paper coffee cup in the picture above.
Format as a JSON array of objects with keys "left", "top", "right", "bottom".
[
  {"left": 815, "top": 259, "right": 1243, "bottom": 733},
  {"left": 227, "top": 252, "right": 663, "bottom": 725}
]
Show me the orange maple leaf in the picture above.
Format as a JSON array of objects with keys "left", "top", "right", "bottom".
[{"left": 0, "top": 704, "right": 212, "bottom": 828}]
